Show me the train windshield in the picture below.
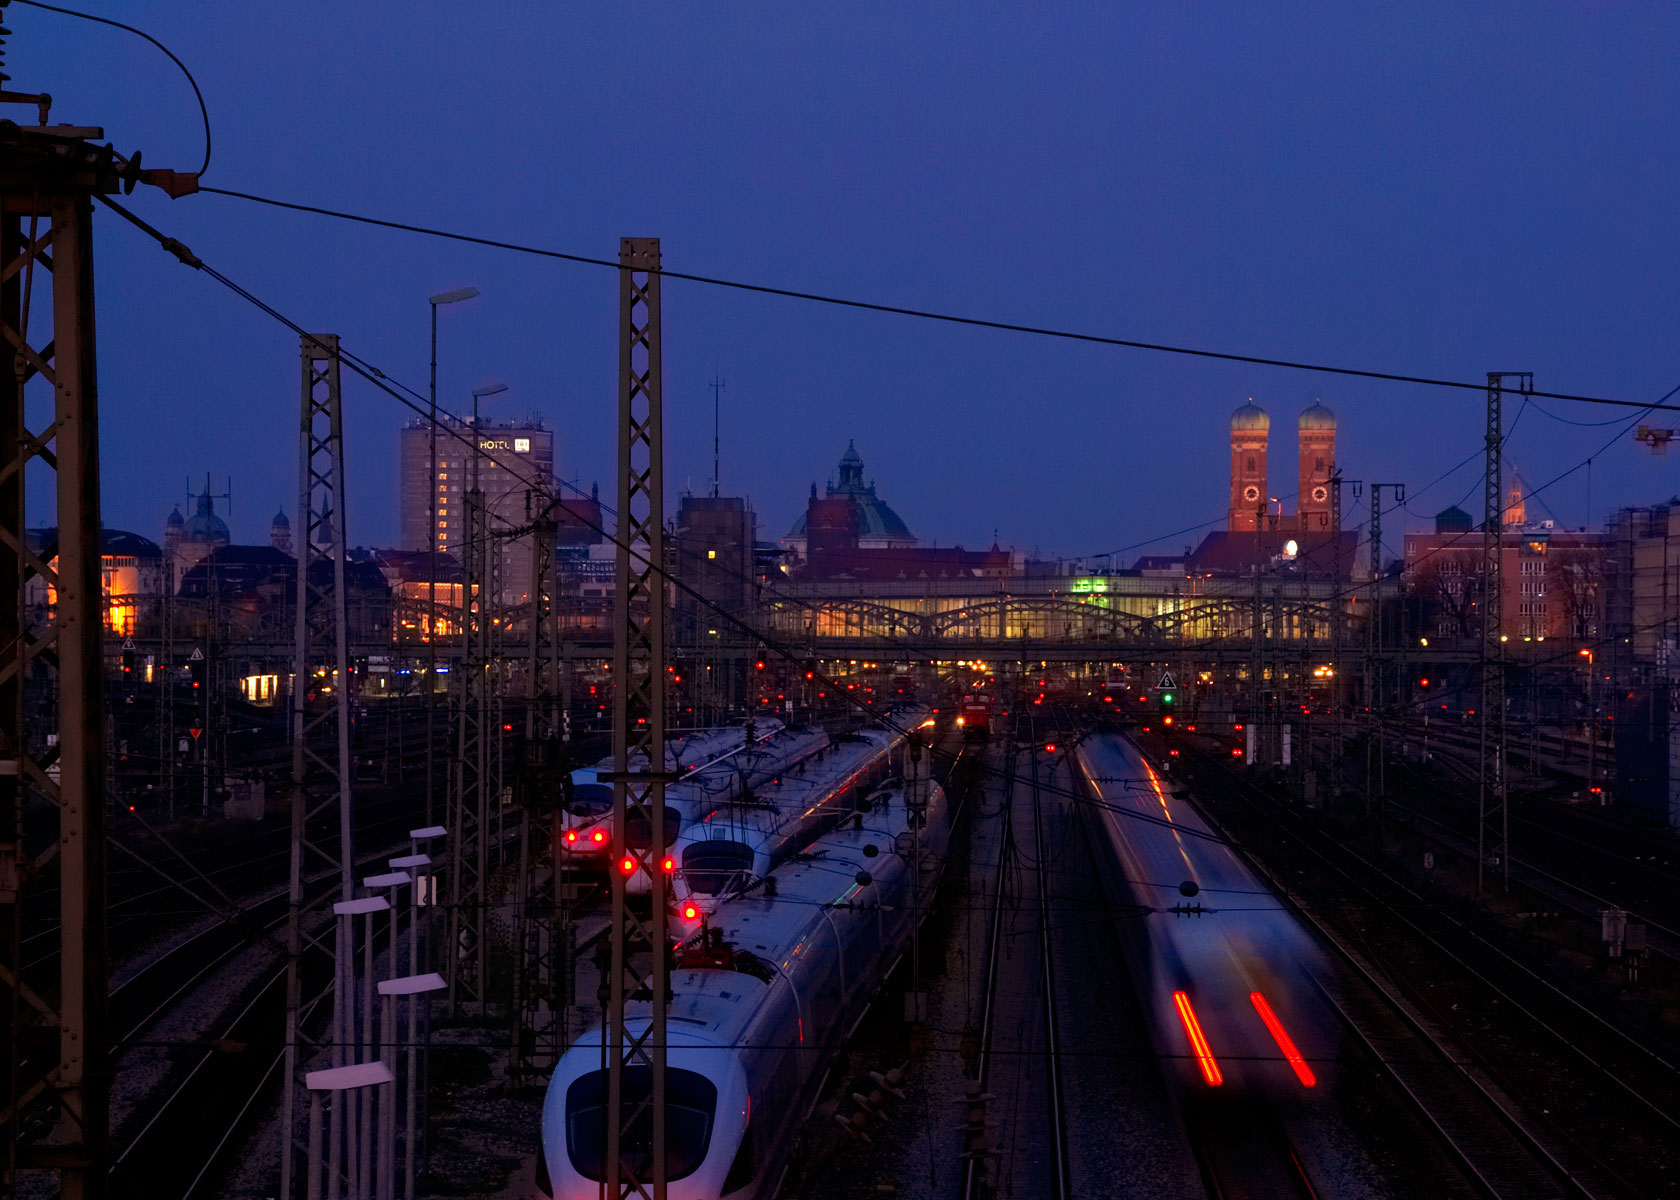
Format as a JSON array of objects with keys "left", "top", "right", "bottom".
[
  {"left": 681, "top": 841, "right": 755, "bottom": 895},
  {"left": 568, "top": 783, "right": 614, "bottom": 818},
  {"left": 565, "top": 1067, "right": 718, "bottom": 1182}
]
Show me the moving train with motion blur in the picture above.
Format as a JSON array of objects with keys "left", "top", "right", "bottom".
[
  {"left": 1074, "top": 733, "right": 1337, "bottom": 1098},
  {"left": 673, "top": 708, "right": 928, "bottom": 910},
  {"left": 539, "top": 770, "right": 949, "bottom": 1199}
]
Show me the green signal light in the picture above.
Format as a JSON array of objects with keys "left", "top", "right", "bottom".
[{"left": 1162, "top": 693, "right": 1174, "bottom": 704}]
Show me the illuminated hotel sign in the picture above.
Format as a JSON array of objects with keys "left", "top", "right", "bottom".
[
  {"left": 478, "top": 437, "right": 534, "bottom": 453},
  {"left": 515, "top": 438, "right": 531, "bottom": 453}
]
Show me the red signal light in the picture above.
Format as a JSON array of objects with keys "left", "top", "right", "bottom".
[
  {"left": 1232, "top": 748, "right": 1242, "bottom": 756},
  {"left": 1162, "top": 715, "right": 1173, "bottom": 726},
  {"left": 1169, "top": 749, "right": 1180, "bottom": 756},
  {"left": 755, "top": 660, "right": 766, "bottom": 671},
  {"left": 1234, "top": 723, "right": 1243, "bottom": 730},
  {"left": 662, "top": 857, "right": 675, "bottom": 873},
  {"left": 620, "top": 856, "right": 637, "bottom": 876},
  {"left": 1044, "top": 743, "right": 1057, "bottom": 753}
]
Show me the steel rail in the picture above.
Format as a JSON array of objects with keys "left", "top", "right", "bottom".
[{"left": 1028, "top": 739, "right": 1071, "bottom": 1200}]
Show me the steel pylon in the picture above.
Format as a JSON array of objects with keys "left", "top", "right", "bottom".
[
  {"left": 279, "top": 332, "right": 358, "bottom": 1197},
  {"left": 1479, "top": 372, "right": 1528, "bottom": 892},
  {"left": 0, "top": 117, "right": 113, "bottom": 1200},
  {"left": 606, "top": 237, "right": 670, "bottom": 1200}
]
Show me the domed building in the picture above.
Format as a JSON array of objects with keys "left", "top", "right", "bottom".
[
  {"left": 270, "top": 508, "right": 292, "bottom": 554},
  {"left": 784, "top": 441, "right": 917, "bottom": 558},
  {"left": 165, "top": 477, "right": 233, "bottom": 590}
]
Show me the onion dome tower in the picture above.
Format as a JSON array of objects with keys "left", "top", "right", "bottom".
[
  {"left": 1297, "top": 400, "right": 1337, "bottom": 532},
  {"left": 1229, "top": 401, "right": 1270, "bottom": 533}
]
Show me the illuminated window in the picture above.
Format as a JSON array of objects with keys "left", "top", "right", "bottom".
[
  {"left": 707, "top": 550, "right": 716, "bottom": 559},
  {"left": 438, "top": 521, "right": 449, "bottom": 528}
]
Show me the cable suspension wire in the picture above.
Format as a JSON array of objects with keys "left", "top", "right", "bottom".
[
  {"left": 189, "top": 185, "right": 1674, "bottom": 416},
  {"left": 13, "top": 0, "right": 212, "bottom": 176},
  {"left": 98, "top": 192, "right": 1680, "bottom": 833},
  {"left": 95, "top": 195, "right": 1240, "bottom": 843}
]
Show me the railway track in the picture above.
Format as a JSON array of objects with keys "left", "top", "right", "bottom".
[
  {"left": 1026, "top": 741, "right": 1071, "bottom": 1200},
  {"left": 1170, "top": 733, "right": 1672, "bottom": 1198}
]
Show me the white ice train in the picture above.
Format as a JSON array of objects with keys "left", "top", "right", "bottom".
[
  {"left": 540, "top": 774, "right": 949, "bottom": 1199},
  {"left": 674, "top": 711, "right": 928, "bottom": 908},
  {"left": 1075, "top": 733, "right": 1338, "bottom": 1096},
  {"left": 560, "top": 720, "right": 797, "bottom": 859},
  {"left": 620, "top": 726, "right": 832, "bottom": 892}
]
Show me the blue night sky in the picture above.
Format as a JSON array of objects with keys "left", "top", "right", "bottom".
[{"left": 20, "top": 3, "right": 1680, "bottom": 560}]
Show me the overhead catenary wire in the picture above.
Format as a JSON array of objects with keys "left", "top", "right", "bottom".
[
  {"left": 95, "top": 193, "right": 1242, "bottom": 847},
  {"left": 13, "top": 0, "right": 212, "bottom": 177},
  {"left": 188, "top": 184, "right": 1676, "bottom": 417},
  {"left": 100, "top": 191, "right": 1680, "bottom": 846}
]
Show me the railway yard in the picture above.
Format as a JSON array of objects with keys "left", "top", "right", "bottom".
[{"left": 38, "top": 694, "right": 1671, "bottom": 1200}]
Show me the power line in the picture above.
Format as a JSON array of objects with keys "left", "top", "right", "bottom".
[
  {"left": 102, "top": 192, "right": 1680, "bottom": 841},
  {"left": 96, "top": 195, "right": 1238, "bottom": 845},
  {"left": 188, "top": 185, "right": 1673, "bottom": 417},
  {"left": 13, "top": 0, "right": 212, "bottom": 177}
]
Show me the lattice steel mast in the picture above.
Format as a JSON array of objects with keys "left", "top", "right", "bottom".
[
  {"left": 512, "top": 505, "right": 564, "bottom": 1084},
  {"left": 605, "top": 237, "right": 671, "bottom": 1200},
  {"left": 0, "top": 108, "right": 113, "bottom": 1200},
  {"left": 446, "top": 423, "right": 492, "bottom": 1015},
  {"left": 279, "top": 333, "right": 358, "bottom": 1196},
  {"left": 1479, "top": 372, "right": 1528, "bottom": 892}
]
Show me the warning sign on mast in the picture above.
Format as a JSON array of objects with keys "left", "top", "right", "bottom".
[
  {"left": 1156, "top": 671, "right": 1177, "bottom": 691},
  {"left": 189, "top": 647, "right": 204, "bottom": 661}
]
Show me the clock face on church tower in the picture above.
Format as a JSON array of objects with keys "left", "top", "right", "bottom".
[
  {"left": 1243, "top": 485, "right": 1260, "bottom": 503},
  {"left": 1311, "top": 485, "right": 1328, "bottom": 503}
]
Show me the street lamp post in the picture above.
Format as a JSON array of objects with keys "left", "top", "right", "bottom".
[{"left": 426, "top": 287, "right": 479, "bottom": 828}]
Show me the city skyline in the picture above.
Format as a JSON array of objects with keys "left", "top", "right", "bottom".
[{"left": 20, "top": 4, "right": 1678, "bottom": 559}]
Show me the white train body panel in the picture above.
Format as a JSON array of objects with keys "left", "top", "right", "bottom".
[
  {"left": 541, "top": 774, "right": 949, "bottom": 1198},
  {"left": 560, "top": 720, "right": 804, "bottom": 858},
  {"left": 674, "top": 726, "right": 905, "bottom": 906},
  {"left": 621, "top": 727, "right": 832, "bottom": 893}
]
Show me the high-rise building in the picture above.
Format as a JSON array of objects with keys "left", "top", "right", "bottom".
[{"left": 399, "top": 414, "right": 556, "bottom": 606}]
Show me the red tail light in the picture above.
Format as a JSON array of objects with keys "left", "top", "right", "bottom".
[
  {"left": 1250, "top": 991, "right": 1316, "bottom": 1087},
  {"left": 662, "top": 857, "right": 675, "bottom": 873},
  {"left": 591, "top": 830, "right": 606, "bottom": 844},
  {"left": 682, "top": 903, "right": 699, "bottom": 921},
  {"left": 564, "top": 829, "right": 578, "bottom": 844},
  {"left": 1172, "top": 991, "right": 1222, "bottom": 1086},
  {"left": 620, "top": 856, "right": 637, "bottom": 875}
]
